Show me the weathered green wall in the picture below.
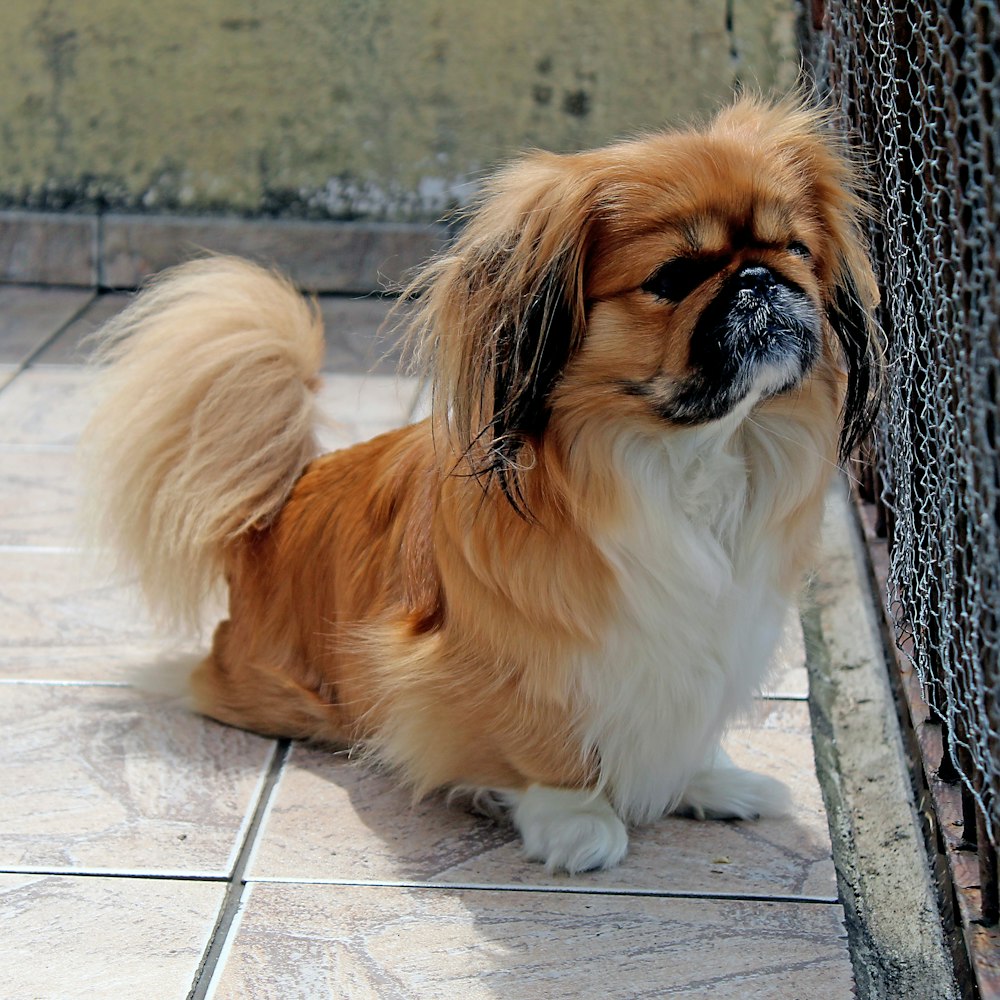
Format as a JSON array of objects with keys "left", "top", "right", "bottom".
[{"left": 0, "top": 0, "right": 799, "bottom": 221}]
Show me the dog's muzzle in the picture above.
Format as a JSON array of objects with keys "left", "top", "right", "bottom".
[{"left": 660, "top": 264, "right": 821, "bottom": 425}]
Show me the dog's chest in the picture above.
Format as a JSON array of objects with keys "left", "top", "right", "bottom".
[{"left": 576, "top": 436, "right": 789, "bottom": 822}]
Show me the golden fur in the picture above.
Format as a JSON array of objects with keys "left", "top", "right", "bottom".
[{"left": 82, "top": 96, "right": 881, "bottom": 872}]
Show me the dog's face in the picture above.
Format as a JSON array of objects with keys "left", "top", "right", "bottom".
[
  {"left": 566, "top": 145, "right": 834, "bottom": 432},
  {"left": 413, "top": 97, "right": 881, "bottom": 509}
]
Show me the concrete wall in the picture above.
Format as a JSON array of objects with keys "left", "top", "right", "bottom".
[{"left": 0, "top": 0, "right": 799, "bottom": 222}]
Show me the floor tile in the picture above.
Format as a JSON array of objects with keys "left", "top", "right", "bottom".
[
  {"left": 0, "top": 643, "right": 202, "bottom": 685},
  {"left": 319, "top": 295, "right": 402, "bottom": 374},
  {"left": 0, "top": 369, "right": 420, "bottom": 452},
  {"left": 0, "top": 549, "right": 158, "bottom": 647},
  {"left": 0, "top": 684, "right": 276, "bottom": 876},
  {"left": 0, "top": 212, "right": 98, "bottom": 285},
  {"left": 762, "top": 611, "right": 808, "bottom": 699},
  {"left": 314, "top": 373, "right": 422, "bottom": 450},
  {"left": 31, "top": 292, "right": 132, "bottom": 365},
  {"left": 0, "top": 286, "right": 94, "bottom": 365},
  {"left": 208, "top": 883, "right": 854, "bottom": 1000},
  {"left": 408, "top": 380, "right": 431, "bottom": 423},
  {"left": 247, "top": 701, "right": 836, "bottom": 899},
  {"left": 0, "top": 446, "right": 79, "bottom": 547},
  {"left": 26, "top": 289, "right": 408, "bottom": 372},
  {"left": 30, "top": 290, "right": 408, "bottom": 373},
  {"left": 0, "top": 369, "right": 96, "bottom": 445},
  {"left": 0, "top": 873, "right": 222, "bottom": 999}
]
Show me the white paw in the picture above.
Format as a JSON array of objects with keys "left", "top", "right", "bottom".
[
  {"left": 509, "top": 785, "right": 628, "bottom": 874},
  {"left": 677, "top": 764, "right": 790, "bottom": 821}
]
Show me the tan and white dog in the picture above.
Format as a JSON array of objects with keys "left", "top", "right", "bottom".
[{"left": 83, "top": 96, "right": 881, "bottom": 873}]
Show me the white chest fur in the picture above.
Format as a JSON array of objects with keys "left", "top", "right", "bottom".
[{"left": 577, "top": 418, "right": 815, "bottom": 824}]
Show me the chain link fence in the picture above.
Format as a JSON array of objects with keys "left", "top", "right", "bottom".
[{"left": 803, "top": 0, "right": 999, "bottom": 925}]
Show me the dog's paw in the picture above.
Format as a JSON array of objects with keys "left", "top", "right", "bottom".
[
  {"left": 676, "top": 764, "right": 790, "bottom": 821},
  {"left": 509, "top": 785, "right": 628, "bottom": 873}
]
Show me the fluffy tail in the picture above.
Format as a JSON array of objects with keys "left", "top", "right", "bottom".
[{"left": 81, "top": 256, "right": 324, "bottom": 629}]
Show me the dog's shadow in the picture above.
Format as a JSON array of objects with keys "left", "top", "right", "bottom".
[
  {"left": 93, "top": 687, "right": 840, "bottom": 993},
  {"left": 280, "top": 742, "right": 839, "bottom": 894},
  {"left": 247, "top": 744, "right": 846, "bottom": 993},
  {"left": 258, "top": 744, "right": 521, "bottom": 882}
]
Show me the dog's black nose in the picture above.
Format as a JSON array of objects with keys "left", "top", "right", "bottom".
[{"left": 734, "top": 264, "right": 777, "bottom": 294}]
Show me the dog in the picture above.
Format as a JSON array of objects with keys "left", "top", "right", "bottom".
[{"left": 82, "top": 96, "right": 881, "bottom": 873}]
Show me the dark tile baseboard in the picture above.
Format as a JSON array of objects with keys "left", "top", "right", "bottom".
[
  {"left": 0, "top": 211, "right": 448, "bottom": 294},
  {"left": 0, "top": 212, "right": 98, "bottom": 287}
]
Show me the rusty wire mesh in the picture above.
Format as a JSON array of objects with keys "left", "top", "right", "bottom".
[{"left": 804, "top": 0, "right": 999, "bottom": 849}]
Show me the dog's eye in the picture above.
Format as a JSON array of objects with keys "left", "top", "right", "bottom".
[
  {"left": 786, "top": 241, "right": 811, "bottom": 258},
  {"left": 642, "top": 257, "right": 722, "bottom": 302}
]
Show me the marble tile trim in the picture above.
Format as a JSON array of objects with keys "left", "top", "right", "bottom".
[
  {"left": 102, "top": 215, "right": 448, "bottom": 293},
  {"left": 0, "top": 212, "right": 98, "bottom": 286}
]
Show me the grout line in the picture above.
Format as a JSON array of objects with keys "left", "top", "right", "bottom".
[
  {"left": 218, "top": 738, "right": 288, "bottom": 880},
  {"left": 13, "top": 293, "right": 97, "bottom": 373},
  {"left": 200, "top": 883, "right": 253, "bottom": 1000},
  {"left": 317, "top": 290, "right": 400, "bottom": 301},
  {"left": 187, "top": 738, "right": 291, "bottom": 1000},
  {"left": 240, "top": 875, "right": 840, "bottom": 906},
  {"left": 0, "top": 868, "right": 229, "bottom": 881},
  {"left": 234, "top": 752, "right": 287, "bottom": 881},
  {"left": 95, "top": 213, "right": 105, "bottom": 289},
  {"left": 0, "top": 280, "right": 97, "bottom": 292},
  {"left": 0, "top": 442, "right": 76, "bottom": 453},
  {"left": 0, "top": 544, "right": 83, "bottom": 554},
  {"left": 0, "top": 678, "right": 132, "bottom": 687}
]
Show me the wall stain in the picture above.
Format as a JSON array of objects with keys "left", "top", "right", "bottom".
[
  {"left": 532, "top": 84, "right": 553, "bottom": 106},
  {"left": 562, "top": 90, "right": 590, "bottom": 117},
  {"left": 33, "top": 4, "right": 79, "bottom": 158},
  {"left": 220, "top": 18, "right": 262, "bottom": 30}
]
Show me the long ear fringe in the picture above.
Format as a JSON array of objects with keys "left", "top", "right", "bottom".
[
  {"left": 811, "top": 107, "right": 887, "bottom": 464},
  {"left": 727, "top": 90, "right": 886, "bottom": 462},
  {"left": 397, "top": 92, "right": 885, "bottom": 493},
  {"left": 800, "top": 106, "right": 886, "bottom": 463},
  {"left": 830, "top": 265, "right": 886, "bottom": 462},
  {"left": 398, "top": 155, "right": 595, "bottom": 516}
]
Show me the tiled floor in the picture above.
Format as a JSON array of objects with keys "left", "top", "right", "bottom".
[{"left": 0, "top": 286, "right": 855, "bottom": 998}]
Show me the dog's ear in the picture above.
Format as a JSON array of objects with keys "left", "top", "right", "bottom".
[
  {"left": 729, "top": 96, "right": 885, "bottom": 460},
  {"left": 827, "top": 240, "right": 884, "bottom": 461},
  {"left": 409, "top": 154, "right": 598, "bottom": 514}
]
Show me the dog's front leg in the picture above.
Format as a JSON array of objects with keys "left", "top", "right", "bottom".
[{"left": 505, "top": 785, "right": 628, "bottom": 874}]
